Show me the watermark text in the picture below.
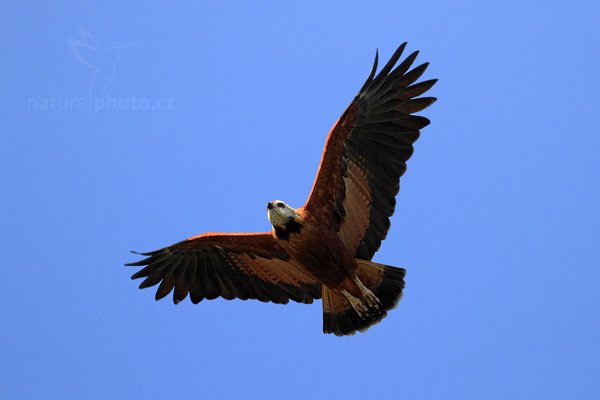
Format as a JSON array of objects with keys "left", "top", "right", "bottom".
[{"left": 27, "top": 95, "right": 175, "bottom": 112}]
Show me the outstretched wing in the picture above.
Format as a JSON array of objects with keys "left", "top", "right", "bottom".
[
  {"left": 303, "top": 43, "right": 437, "bottom": 260},
  {"left": 127, "top": 232, "right": 321, "bottom": 304}
]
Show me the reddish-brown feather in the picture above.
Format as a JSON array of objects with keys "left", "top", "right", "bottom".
[
  {"left": 179, "top": 232, "right": 285, "bottom": 258},
  {"left": 337, "top": 159, "right": 372, "bottom": 254},
  {"left": 303, "top": 103, "right": 360, "bottom": 225},
  {"left": 175, "top": 232, "right": 318, "bottom": 287}
]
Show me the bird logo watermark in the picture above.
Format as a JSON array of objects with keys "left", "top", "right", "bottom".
[
  {"left": 68, "top": 28, "right": 136, "bottom": 104},
  {"left": 27, "top": 28, "right": 174, "bottom": 113}
]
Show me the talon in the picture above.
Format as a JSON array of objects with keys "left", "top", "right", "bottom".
[
  {"left": 342, "top": 289, "right": 370, "bottom": 319},
  {"left": 354, "top": 277, "right": 381, "bottom": 310},
  {"left": 365, "top": 292, "right": 381, "bottom": 309}
]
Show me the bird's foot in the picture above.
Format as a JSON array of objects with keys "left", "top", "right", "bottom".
[
  {"left": 341, "top": 288, "right": 381, "bottom": 320},
  {"left": 362, "top": 290, "right": 382, "bottom": 310},
  {"left": 354, "top": 277, "right": 381, "bottom": 310},
  {"left": 341, "top": 290, "right": 370, "bottom": 320}
]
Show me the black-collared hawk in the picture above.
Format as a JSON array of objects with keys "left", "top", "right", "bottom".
[{"left": 127, "top": 43, "right": 436, "bottom": 336}]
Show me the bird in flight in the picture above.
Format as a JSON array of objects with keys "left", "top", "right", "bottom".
[{"left": 127, "top": 43, "right": 436, "bottom": 336}]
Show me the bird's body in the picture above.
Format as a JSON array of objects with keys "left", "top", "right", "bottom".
[
  {"left": 127, "top": 43, "right": 436, "bottom": 335},
  {"left": 269, "top": 205, "right": 358, "bottom": 293}
]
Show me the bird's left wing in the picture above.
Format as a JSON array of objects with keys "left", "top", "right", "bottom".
[
  {"left": 303, "top": 43, "right": 437, "bottom": 260},
  {"left": 127, "top": 232, "right": 321, "bottom": 304}
]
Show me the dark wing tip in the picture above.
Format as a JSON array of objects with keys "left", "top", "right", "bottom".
[
  {"left": 126, "top": 250, "right": 159, "bottom": 266},
  {"left": 377, "top": 42, "right": 408, "bottom": 78},
  {"left": 369, "top": 48, "right": 379, "bottom": 81},
  {"left": 359, "top": 48, "right": 379, "bottom": 94},
  {"left": 126, "top": 246, "right": 171, "bottom": 266},
  {"left": 125, "top": 257, "right": 150, "bottom": 267},
  {"left": 370, "top": 42, "right": 408, "bottom": 80},
  {"left": 360, "top": 43, "right": 423, "bottom": 97},
  {"left": 129, "top": 249, "right": 160, "bottom": 256}
]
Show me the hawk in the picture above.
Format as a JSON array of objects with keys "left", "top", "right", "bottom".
[{"left": 127, "top": 43, "right": 436, "bottom": 335}]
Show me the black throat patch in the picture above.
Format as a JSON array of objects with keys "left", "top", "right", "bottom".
[{"left": 274, "top": 219, "right": 303, "bottom": 241}]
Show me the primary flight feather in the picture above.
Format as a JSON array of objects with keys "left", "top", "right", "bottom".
[{"left": 127, "top": 43, "right": 436, "bottom": 336}]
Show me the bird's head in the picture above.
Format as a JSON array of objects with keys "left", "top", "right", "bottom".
[{"left": 267, "top": 200, "right": 299, "bottom": 228}]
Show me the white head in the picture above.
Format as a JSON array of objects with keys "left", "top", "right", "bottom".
[{"left": 267, "top": 200, "right": 298, "bottom": 228}]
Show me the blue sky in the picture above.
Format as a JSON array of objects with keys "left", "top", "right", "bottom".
[{"left": 2, "top": 1, "right": 599, "bottom": 399}]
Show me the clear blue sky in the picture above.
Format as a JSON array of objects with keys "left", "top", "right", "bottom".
[{"left": 2, "top": 1, "right": 599, "bottom": 399}]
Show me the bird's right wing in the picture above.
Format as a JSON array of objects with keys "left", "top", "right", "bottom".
[{"left": 127, "top": 232, "right": 321, "bottom": 304}]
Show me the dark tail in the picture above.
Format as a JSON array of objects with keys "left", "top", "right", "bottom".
[{"left": 322, "top": 260, "right": 406, "bottom": 336}]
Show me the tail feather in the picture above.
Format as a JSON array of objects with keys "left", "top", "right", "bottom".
[{"left": 323, "top": 260, "right": 406, "bottom": 336}]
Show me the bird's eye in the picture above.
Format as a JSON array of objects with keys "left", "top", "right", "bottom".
[{"left": 277, "top": 202, "right": 285, "bottom": 208}]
